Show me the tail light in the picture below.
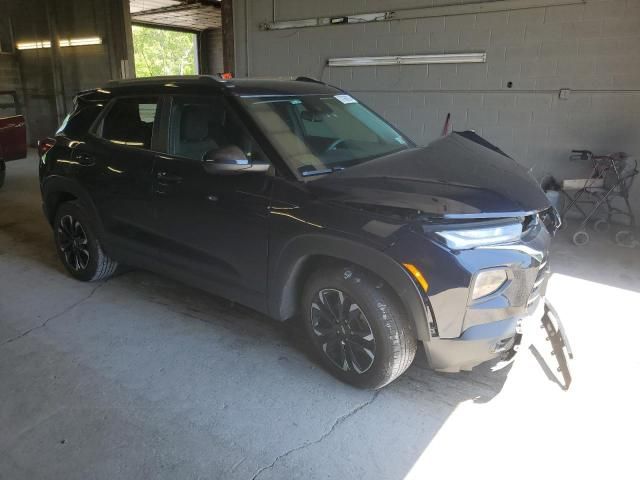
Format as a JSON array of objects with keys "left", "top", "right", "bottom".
[{"left": 38, "top": 137, "right": 55, "bottom": 158}]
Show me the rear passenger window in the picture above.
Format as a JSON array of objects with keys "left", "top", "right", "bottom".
[{"left": 99, "top": 97, "right": 159, "bottom": 149}]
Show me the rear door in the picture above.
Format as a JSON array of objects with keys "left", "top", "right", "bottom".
[
  {"left": 77, "top": 95, "right": 161, "bottom": 256},
  {"left": 151, "top": 94, "right": 273, "bottom": 309},
  {"left": 0, "top": 92, "right": 26, "bottom": 161}
]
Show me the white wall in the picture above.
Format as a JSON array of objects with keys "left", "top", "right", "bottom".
[{"left": 234, "top": 0, "right": 640, "bottom": 211}]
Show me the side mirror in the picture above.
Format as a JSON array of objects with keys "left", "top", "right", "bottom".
[{"left": 203, "top": 145, "right": 269, "bottom": 175}]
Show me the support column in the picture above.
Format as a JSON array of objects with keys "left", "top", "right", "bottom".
[
  {"left": 221, "top": 0, "right": 235, "bottom": 74},
  {"left": 45, "top": 0, "right": 67, "bottom": 124}
]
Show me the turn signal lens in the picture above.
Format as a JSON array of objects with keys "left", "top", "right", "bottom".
[
  {"left": 403, "top": 263, "right": 429, "bottom": 292},
  {"left": 472, "top": 269, "right": 508, "bottom": 300}
]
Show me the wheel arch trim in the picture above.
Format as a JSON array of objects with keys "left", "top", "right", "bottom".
[
  {"left": 268, "top": 233, "right": 432, "bottom": 343},
  {"left": 41, "top": 176, "right": 104, "bottom": 234}
]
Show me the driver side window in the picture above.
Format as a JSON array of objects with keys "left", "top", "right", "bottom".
[{"left": 168, "top": 95, "right": 267, "bottom": 163}]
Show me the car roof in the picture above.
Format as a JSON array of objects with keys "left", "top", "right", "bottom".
[{"left": 101, "top": 75, "right": 340, "bottom": 97}]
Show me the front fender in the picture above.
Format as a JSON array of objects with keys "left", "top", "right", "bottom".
[{"left": 268, "top": 233, "right": 433, "bottom": 343}]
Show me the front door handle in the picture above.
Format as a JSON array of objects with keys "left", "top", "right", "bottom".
[{"left": 156, "top": 171, "right": 183, "bottom": 183}]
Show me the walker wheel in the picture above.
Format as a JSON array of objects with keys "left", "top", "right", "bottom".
[
  {"left": 572, "top": 231, "right": 590, "bottom": 246},
  {"left": 593, "top": 219, "right": 610, "bottom": 233},
  {"left": 615, "top": 230, "right": 636, "bottom": 248}
]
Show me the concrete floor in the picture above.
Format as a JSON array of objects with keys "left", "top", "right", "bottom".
[{"left": 1, "top": 153, "right": 639, "bottom": 480}]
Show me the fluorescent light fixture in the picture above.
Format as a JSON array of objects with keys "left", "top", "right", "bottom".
[
  {"left": 261, "top": 12, "right": 389, "bottom": 30},
  {"left": 16, "top": 37, "right": 102, "bottom": 50},
  {"left": 16, "top": 41, "right": 52, "bottom": 50},
  {"left": 260, "top": 1, "right": 583, "bottom": 31},
  {"left": 328, "top": 53, "right": 486, "bottom": 67},
  {"left": 60, "top": 37, "right": 102, "bottom": 47}
]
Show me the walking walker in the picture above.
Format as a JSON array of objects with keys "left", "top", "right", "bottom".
[{"left": 560, "top": 150, "right": 638, "bottom": 247}]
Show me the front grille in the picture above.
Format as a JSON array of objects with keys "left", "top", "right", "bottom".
[
  {"left": 527, "top": 257, "right": 550, "bottom": 307},
  {"left": 505, "top": 256, "right": 549, "bottom": 307},
  {"left": 509, "top": 268, "right": 538, "bottom": 306}
]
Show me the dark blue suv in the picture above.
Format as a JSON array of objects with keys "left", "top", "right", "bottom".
[{"left": 39, "top": 76, "right": 559, "bottom": 389}]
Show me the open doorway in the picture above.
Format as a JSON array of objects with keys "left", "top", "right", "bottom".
[{"left": 132, "top": 25, "right": 198, "bottom": 77}]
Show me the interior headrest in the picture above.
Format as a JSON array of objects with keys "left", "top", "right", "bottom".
[{"left": 181, "top": 105, "right": 211, "bottom": 142}]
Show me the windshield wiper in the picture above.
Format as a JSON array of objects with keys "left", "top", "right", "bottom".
[{"left": 301, "top": 167, "right": 345, "bottom": 177}]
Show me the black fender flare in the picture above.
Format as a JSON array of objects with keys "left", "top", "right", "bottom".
[
  {"left": 41, "top": 176, "right": 104, "bottom": 235},
  {"left": 268, "top": 233, "right": 432, "bottom": 342}
]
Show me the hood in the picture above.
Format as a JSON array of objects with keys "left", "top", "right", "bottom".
[{"left": 309, "top": 132, "right": 550, "bottom": 219}]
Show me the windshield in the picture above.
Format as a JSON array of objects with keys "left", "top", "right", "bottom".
[{"left": 239, "top": 94, "right": 412, "bottom": 177}]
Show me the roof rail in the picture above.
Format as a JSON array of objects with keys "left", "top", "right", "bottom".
[{"left": 105, "top": 75, "right": 222, "bottom": 88}]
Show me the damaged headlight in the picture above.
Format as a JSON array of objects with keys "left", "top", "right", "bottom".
[{"left": 435, "top": 223, "right": 522, "bottom": 249}]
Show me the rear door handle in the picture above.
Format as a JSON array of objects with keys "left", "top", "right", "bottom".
[
  {"left": 73, "top": 152, "right": 94, "bottom": 166},
  {"left": 156, "top": 171, "right": 183, "bottom": 183}
]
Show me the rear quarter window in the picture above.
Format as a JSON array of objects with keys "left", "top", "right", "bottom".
[{"left": 57, "top": 103, "right": 105, "bottom": 138}]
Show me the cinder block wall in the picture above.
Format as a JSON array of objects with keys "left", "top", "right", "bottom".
[
  {"left": 0, "top": 55, "right": 21, "bottom": 93},
  {"left": 234, "top": 0, "right": 640, "bottom": 211},
  {"left": 1, "top": 0, "right": 132, "bottom": 144}
]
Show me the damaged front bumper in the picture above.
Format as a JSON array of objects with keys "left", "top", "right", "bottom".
[{"left": 425, "top": 297, "right": 573, "bottom": 391}]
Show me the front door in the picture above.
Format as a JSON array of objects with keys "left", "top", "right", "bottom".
[{"left": 152, "top": 94, "right": 272, "bottom": 310}]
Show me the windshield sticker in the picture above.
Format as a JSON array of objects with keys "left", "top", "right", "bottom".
[
  {"left": 290, "top": 99, "right": 302, "bottom": 105},
  {"left": 334, "top": 94, "right": 358, "bottom": 104}
]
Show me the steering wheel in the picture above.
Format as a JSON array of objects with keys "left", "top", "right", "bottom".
[{"left": 324, "top": 138, "right": 347, "bottom": 154}]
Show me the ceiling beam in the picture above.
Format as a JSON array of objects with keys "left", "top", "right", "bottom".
[{"left": 131, "top": 1, "right": 219, "bottom": 18}]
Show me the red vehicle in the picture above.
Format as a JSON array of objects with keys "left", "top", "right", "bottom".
[{"left": 0, "top": 92, "right": 27, "bottom": 188}]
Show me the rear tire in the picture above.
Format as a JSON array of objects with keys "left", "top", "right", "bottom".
[
  {"left": 54, "top": 201, "right": 118, "bottom": 281},
  {"left": 301, "top": 266, "right": 417, "bottom": 389}
]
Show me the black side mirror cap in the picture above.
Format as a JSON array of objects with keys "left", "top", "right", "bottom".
[{"left": 203, "top": 145, "right": 269, "bottom": 174}]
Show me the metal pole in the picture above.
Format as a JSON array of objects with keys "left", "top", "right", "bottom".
[{"left": 45, "top": 0, "right": 67, "bottom": 124}]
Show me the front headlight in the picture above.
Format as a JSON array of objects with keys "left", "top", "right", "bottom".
[
  {"left": 435, "top": 222, "right": 522, "bottom": 249},
  {"left": 472, "top": 269, "right": 508, "bottom": 300}
]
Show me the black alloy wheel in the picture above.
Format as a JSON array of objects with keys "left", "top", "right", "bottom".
[
  {"left": 53, "top": 201, "right": 119, "bottom": 281},
  {"left": 310, "top": 288, "right": 376, "bottom": 374},
  {"left": 302, "top": 267, "right": 417, "bottom": 389},
  {"left": 57, "top": 214, "right": 90, "bottom": 271}
]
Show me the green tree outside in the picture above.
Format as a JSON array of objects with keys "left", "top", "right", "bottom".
[{"left": 132, "top": 25, "right": 197, "bottom": 77}]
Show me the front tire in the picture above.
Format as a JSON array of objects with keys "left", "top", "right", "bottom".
[
  {"left": 302, "top": 266, "right": 417, "bottom": 389},
  {"left": 54, "top": 201, "right": 118, "bottom": 281}
]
